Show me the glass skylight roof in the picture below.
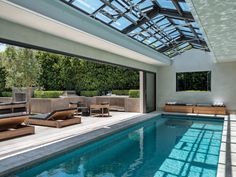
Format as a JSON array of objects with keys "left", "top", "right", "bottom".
[{"left": 61, "top": 0, "right": 209, "bottom": 58}]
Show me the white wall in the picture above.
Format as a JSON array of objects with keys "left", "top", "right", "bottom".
[{"left": 157, "top": 49, "right": 236, "bottom": 111}]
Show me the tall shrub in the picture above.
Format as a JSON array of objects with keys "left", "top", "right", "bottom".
[{"left": 0, "top": 46, "right": 139, "bottom": 93}]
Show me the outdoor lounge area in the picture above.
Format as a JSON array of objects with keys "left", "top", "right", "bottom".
[
  {"left": 0, "top": 0, "right": 236, "bottom": 177},
  {"left": 0, "top": 111, "right": 142, "bottom": 159}
]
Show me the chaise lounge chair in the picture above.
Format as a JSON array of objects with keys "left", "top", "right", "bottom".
[
  {"left": 27, "top": 108, "right": 81, "bottom": 128},
  {"left": 0, "top": 101, "right": 27, "bottom": 114},
  {"left": 0, "top": 113, "right": 35, "bottom": 141}
]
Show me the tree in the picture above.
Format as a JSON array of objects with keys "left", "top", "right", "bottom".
[
  {"left": 2, "top": 46, "right": 40, "bottom": 88},
  {"left": 0, "top": 55, "right": 6, "bottom": 92}
]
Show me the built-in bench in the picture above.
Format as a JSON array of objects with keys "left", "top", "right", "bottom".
[
  {"left": 164, "top": 102, "right": 227, "bottom": 115},
  {"left": 193, "top": 104, "right": 227, "bottom": 115},
  {"left": 164, "top": 103, "right": 194, "bottom": 113}
]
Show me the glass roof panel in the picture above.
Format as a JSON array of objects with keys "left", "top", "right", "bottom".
[
  {"left": 178, "top": 43, "right": 189, "bottom": 49},
  {"left": 157, "top": 18, "right": 172, "bottom": 31},
  {"left": 147, "top": 37, "right": 157, "bottom": 43},
  {"left": 195, "top": 28, "right": 203, "bottom": 35},
  {"left": 169, "top": 31, "right": 180, "bottom": 38},
  {"left": 191, "top": 22, "right": 199, "bottom": 28},
  {"left": 182, "top": 31, "right": 194, "bottom": 36},
  {"left": 111, "top": 17, "right": 132, "bottom": 30},
  {"left": 72, "top": 0, "right": 103, "bottom": 14},
  {"left": 126, "top": 13, "right": 139, "bottom": 21},
  {"left": 167, "top": 29, "right": 177, "bottom": 34},
  {"left": 155, "top": 41, "right": 163, "bottom": 46},
  {"left": 129, "top": 27, "right": 142, "bottom": 35},
  {"left": 132, "top": 0, "right": 142, "bottom": 4},
  {"left": 193, "top": 43, "right": 203, "bottom": 47},
  {"left": 96, "top": 12, "right": 112, "bottom": 24},
  {"left": 134, "top": 35, "right": 144, "bottom": 41},
  {"left": 138, "top": 1, "right": 153, "bottom": 10},
  {"left": 172, "top": 19, "right": 186, "bottom": 25},
  {"left": 153, "top": 15, "right": 165, "bottom": 23},
  {"left": 103, "top": 6, "right": 117, "bottom": 16},
  {"left": 156, "top": 0, "right": 176, "bottom": 10},
  {"left": 153, "top": 33, "right": 162, "bottom": 39},
  {"left": 179, "top": 2, "right": 190, "bottom": 12},
  {"left": 111, "top": 1, "right": 126, "bottom": 13},
  {"left": 61, "top": 0, "right": 209, "bottom": 58},
  {"left": 178, "top": 26, "right": 192, "bottom": 32},
  {"left": 163, "top": 25, "right": 174, "bottom": 33},
  {"left": 173, "top": 35, "right": 181, "bottom": 40}
]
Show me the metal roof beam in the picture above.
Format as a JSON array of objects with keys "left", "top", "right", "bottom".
[
  {"left": 158, "top": 36, "right": 207, "bottom": 52},
  {"left": 171, "top": 0, "right": 201, "bottom": 45},
  {"left": 122, "top": 6, "right": 194, "bottom": 34}
]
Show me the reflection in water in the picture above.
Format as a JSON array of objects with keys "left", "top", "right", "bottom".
[{"left": 17, "top": 117, "right": 223, "bottom": 177}]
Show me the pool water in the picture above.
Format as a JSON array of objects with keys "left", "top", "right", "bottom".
[{"left": 16, "top": 115, "right": 224, "bottom": 177}]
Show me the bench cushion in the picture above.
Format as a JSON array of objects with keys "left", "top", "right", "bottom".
[
  {"left": 30, "top": 108, "right": 76, "bottom": 120},
  {"left": 0, "top": 112, "right": 28, "bottom": 119},
  {"left": 30, "top": 113, "right": 50, "bottom": 120}
]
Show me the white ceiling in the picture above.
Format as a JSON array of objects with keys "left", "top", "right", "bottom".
[{"left": 187, "top": 0, "right": 236, "bottom": 62}]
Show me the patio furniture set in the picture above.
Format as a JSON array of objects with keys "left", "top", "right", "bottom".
[
  {"left": 0, "top": 101, "right": 111, "bottom": 141},
  {"left": 69, "top": 101, "right": 110, "bottom": 117}
]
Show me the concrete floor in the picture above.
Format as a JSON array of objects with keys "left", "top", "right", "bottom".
[{"left": 0, "top": 111, "right": 142, "bottom": 160}]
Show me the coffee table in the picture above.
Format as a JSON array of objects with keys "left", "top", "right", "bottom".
[{"left": 90, "top": 104, "right": 110, "bottom": 117}]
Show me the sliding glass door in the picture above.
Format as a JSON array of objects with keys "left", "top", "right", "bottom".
[{"left": 144, "top": 72, "right": 156, "bottom": 113}]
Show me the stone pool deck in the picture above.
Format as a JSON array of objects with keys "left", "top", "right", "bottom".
[{"left": 217, "top": 114, "right": 236, "bottom": 177}]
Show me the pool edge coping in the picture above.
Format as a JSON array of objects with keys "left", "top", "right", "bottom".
[{"left": 216, "top": 114, "right": 232, "bottom": 177}]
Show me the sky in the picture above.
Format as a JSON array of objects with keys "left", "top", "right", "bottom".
[{"left": 0, "top": 43, "right": 6, "bottom": 52}]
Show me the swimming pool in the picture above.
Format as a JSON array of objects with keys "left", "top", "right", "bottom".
[{"left": 16, "top": 114, "right": 224, "bottom": 177}]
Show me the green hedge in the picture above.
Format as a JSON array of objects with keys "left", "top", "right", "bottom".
[
  {"left": 112, "top": 90, "right": 129, "bottom": 95},
  {"left": 34, "top": 90, "right": 64, "bottom": 98},
  {"left": 80, "top": 90, "right": 99, "bottom": 97},
  {"left": 1, "top": 91, "right": 12, "bottom": 97},
  {"left": 129, "top": 90, "right": 139, "bottom": 98}
]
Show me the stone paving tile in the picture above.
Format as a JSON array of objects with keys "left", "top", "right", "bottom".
[{"left": 217, "top": 114, "right": 236, "bottom": 177}]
